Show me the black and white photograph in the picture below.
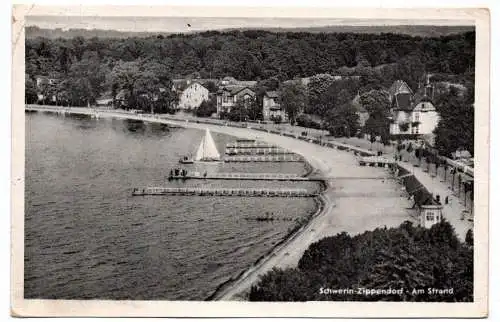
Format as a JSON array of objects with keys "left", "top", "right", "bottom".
[{"left": 11, "top": 5, "right": 489, "bottom": 318}]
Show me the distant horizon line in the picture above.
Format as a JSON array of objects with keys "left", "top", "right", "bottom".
[
  {"left": 25, "top": 16, "right": 475, "bottom": 34},
  {"left": 26, "top": 24, "right": 475, "bottom": 35}
]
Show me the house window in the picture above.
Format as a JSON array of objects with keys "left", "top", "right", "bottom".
[
  {"left": 414, "top": 112, "right": 420, "bottom": 121},
  {"left": 426, "top": 212, "right": 435, "bottom": 221}
]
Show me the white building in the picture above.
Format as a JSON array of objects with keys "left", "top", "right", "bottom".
[
  {"left": 172, "top": 79, "right": 209, "bottom": 110},
  {"left": 262, "top": 91, "right": 288, "bottom": 123},
  {"left": 388, "top": 79, "right": 440, "bottom": 141},
  {"left": 419, "top": 204, "right": 443, "bottom": 229}
]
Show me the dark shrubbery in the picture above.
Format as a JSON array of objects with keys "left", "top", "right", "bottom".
[
  {"left": 249, "top": 220, "right": 473, "bottom": 302},
  {"left": 194, "top": 98, "right": 217, "bottom": 117},
  {"left": 296, "top": 114, "right": 322, "bottom": 130}
]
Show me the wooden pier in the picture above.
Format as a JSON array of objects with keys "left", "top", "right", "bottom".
[
  {"left": 224, "top": 155, "right": 302, "bottom": 162},
  {"left": 225, "top": 147, "right": 292, "bottom": 155},
  {"left": 168, "top": 172, "right": 320, "bottom": 181},
  {"left": 132, "top": 187, "right": 316, "bottom": 197}
]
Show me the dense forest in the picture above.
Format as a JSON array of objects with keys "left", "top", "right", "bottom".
[
  {"left": 249, "top": 220, "right": 473, "bottom": 302},
  {"left": 26, "top": 29, "right": 475, "bottom": 83}
]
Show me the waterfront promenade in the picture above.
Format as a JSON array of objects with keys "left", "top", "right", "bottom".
[
  {"left": 397, "top": 160, "right": 473, "bottom": 241},
  {"left": 26, "top": 105, "right": 468, "bottom": 300}
]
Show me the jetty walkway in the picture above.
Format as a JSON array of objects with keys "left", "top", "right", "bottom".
[
  {"left": 132, "top": 187, "right": 315, "bottom": 197},
  {"left": 225, "top": 147, "right": 292, "bottom": 155},
  {"left": 168, "top": 172, "right": 319, "bottom": 181},
  {"left": 223, "top": 155, "right": 302, "bottom": 162}
]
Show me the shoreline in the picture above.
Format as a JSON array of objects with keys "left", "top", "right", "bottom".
[{"left": 24, "top": 105, "right": 422, "bottom": 301}]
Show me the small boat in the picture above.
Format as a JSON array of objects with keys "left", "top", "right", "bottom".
[
  {"left": 179, "top": 156, "right": 194, "bottom": 164},
  {"left": 180, "top": 128, "right": 221, "bottom": 164}
]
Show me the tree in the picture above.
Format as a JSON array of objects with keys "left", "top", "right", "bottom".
[
  {"left": 108, "top": 60, "right": 175, "bottom": 112},
  {"left": 204, "top": 81, "right": 218, "bottom": 93},
  {"left": 279, "top": 82, "right": 307, "bottom": 124},
  {"left": 25, "top": 77, "right": 38, "bottom": 104},
  {"left": 108, "top": 60, "right": 142, "bottom": 109},
  {"left": 359, "top": 89, "right": 390, "bottom": 117},
  {"left": 307, "top": 73, "right": 336, "bottom": 115},
  {"left": 433, "top": 86, "right": 474, "bottom": 157},
  {"left": 324, "top": 104, "right": 360, "bottom": 137},
  {"left": 394, "top": 53, "right": 426, "bottom": 90},
  {"left": 227, "top": 97, "right": 250, "bottom": 122},
  {"left": 364, "top": 116, "right": 389, "bottom": 145},
  {"left": 194, "top": 97, "right": 217, "bottom": 117},
  {"left": 67, "top": 51, "right": 106, "bottom": 106}
]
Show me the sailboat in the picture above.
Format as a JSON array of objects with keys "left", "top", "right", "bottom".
[{"left": 180, "top": 128, "right": 221, "bottom": 164}]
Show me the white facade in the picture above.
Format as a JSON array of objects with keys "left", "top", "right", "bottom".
[
  {"left": 419, "top": 205, "right": 443, "bottom": 229},
  {"left": 390, "top": 103, "right": 439, "bottom": 136},
  {"left": 175, "top": 82, "right": 209, "bottom": 110},
  {"left": 263, "top": 92, "right": 288, "bottom": 122},
  {"left": 390, "top": 111, "right": 412, "bottom": 135},
  {"left": 413, "top": 101, "right": 440, "bottom": 135}
]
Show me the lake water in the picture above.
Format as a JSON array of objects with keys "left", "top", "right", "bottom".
[{"left": 24, "top": 112, "right": 319, "bottom": 300}]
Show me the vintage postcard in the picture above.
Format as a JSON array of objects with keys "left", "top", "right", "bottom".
[{"left": 11, "top": 5, "right": 489, "bottom": 318}]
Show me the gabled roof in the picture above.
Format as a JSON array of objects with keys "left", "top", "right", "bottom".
[
  {"left": 220, "top": 76, "right": 257, "bottom": 88},
  {"left": 218, "top": 85, "right": 255, "bottom": 96},
  {"left": 389, "top": 80, "right": 413, "bottom": 98},
  {"left": 172, "top": 79, "right": 208, "bottom": 92}
]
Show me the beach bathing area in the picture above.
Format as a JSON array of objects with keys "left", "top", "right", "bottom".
[{"left": 25, "top": 105, "right": 472, "bottom": 300}]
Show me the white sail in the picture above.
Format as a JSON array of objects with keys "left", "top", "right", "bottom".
[{"left": 194, "top": 129, "right": 220, "bottom": 161}]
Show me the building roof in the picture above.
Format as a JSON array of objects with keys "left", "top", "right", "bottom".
[
  {"left": 389, "top": 80, "right": 413, "bottom": 98},
  {"left": 172, "top": 79, "right": 209, "bottom": 92},
  {"left": 283, "top": 77, "right": 311, "bottom": 86},
  {"left": 218, "top": 85, "right": 255, "bottom": 96},
  {"left": 220, "top": 76, "right": 257, "bottom": 88}
]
